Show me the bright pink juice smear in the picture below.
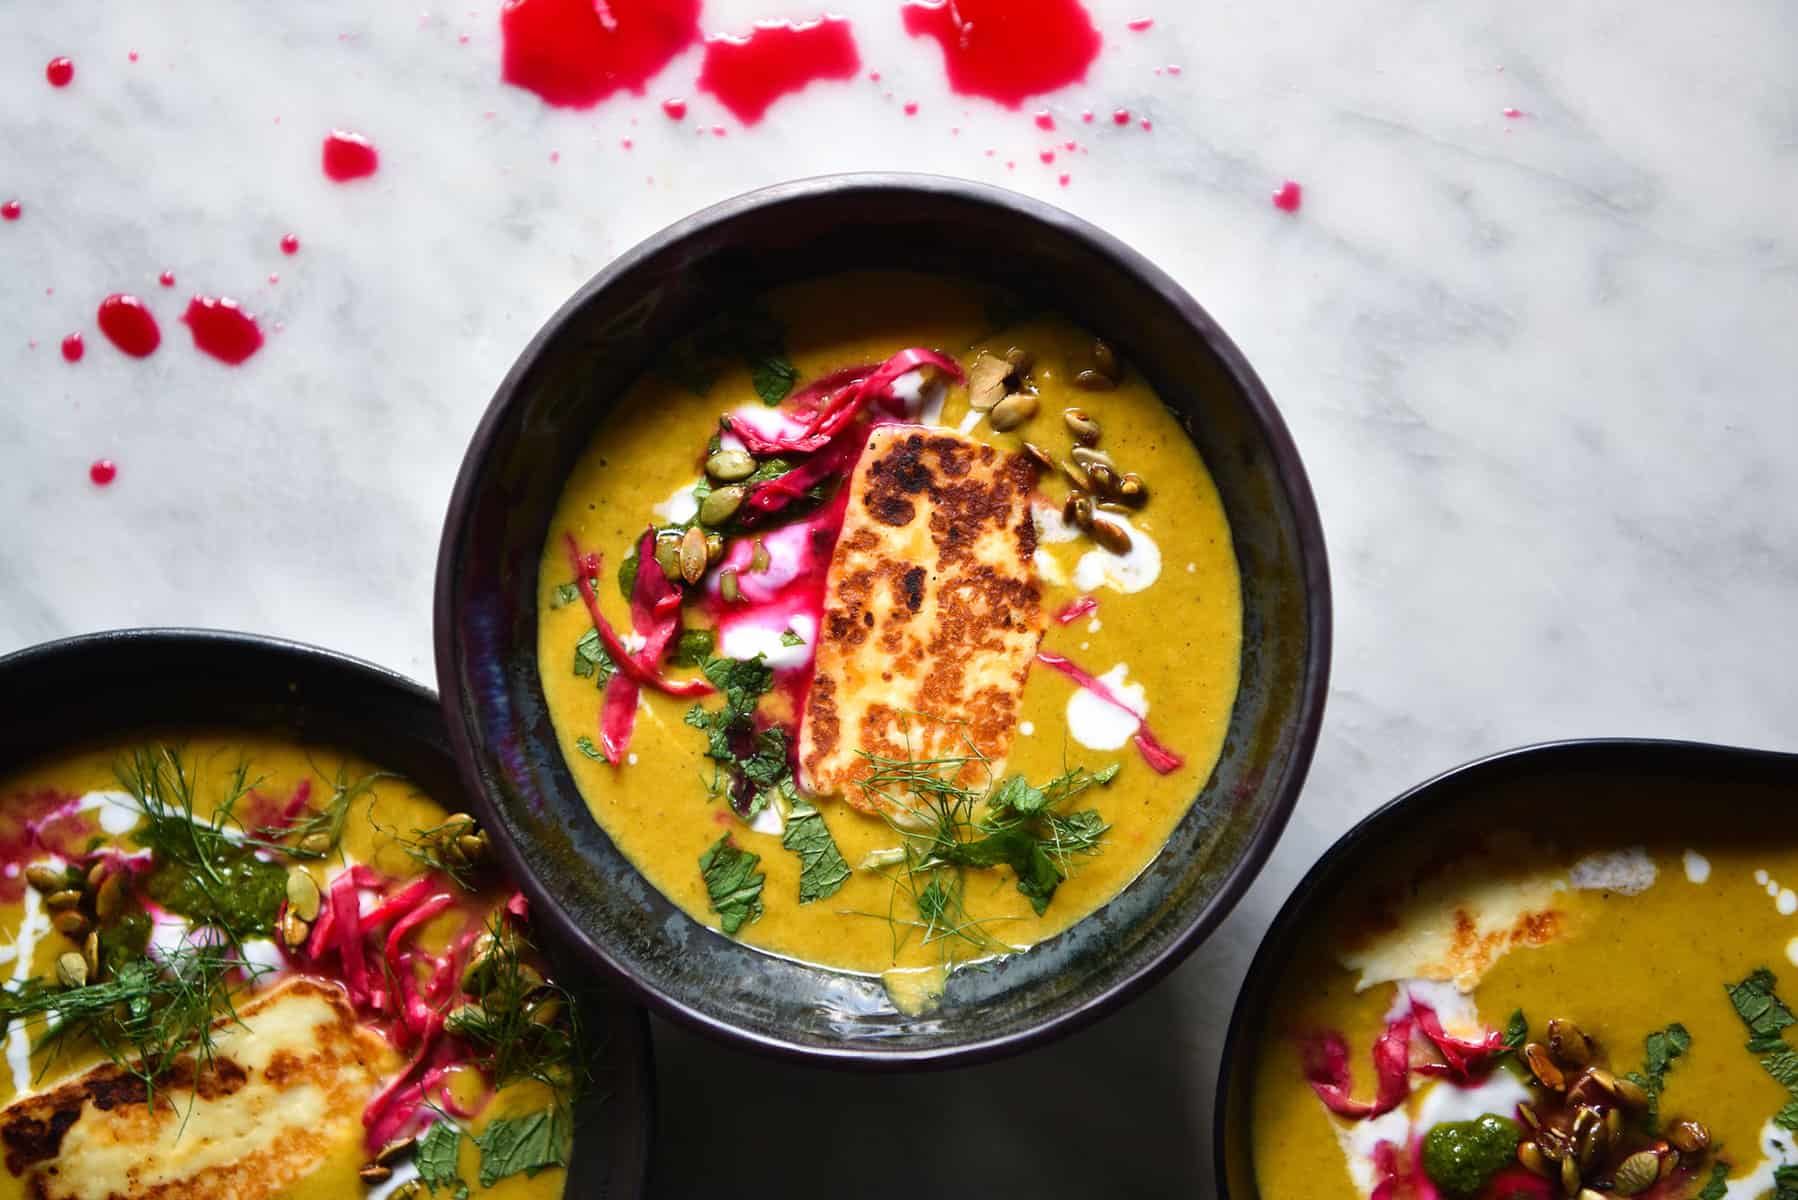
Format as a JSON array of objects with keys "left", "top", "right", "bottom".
[
  {"left": 322, "top": 131, "right": 380, "bottom": 181},
  {"left": 97, "top": 294, "right": 161, "bottom": 358},
  {"left": 181, "top": 296, "right": 264, "bottom": 364},
  {"left": 697, "top": 17, "right": 860, "bottom": 124},
  {"left": 901, "top": 0, "right": 1100, "bottom": 108},
  {"left": 500, "top": 0, "right": 700, "bottom": 109}
]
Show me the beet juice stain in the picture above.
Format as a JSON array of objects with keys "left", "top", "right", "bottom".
[
  {"left": 180, "top": 296, "right": 264, "bottom": 365},
  {"left": 96, "top": 294, "right": 161, "bottom": 358},
  {"left": 500, "top": 0, "right": 700, "bottom": 108},
  {"left": 901, "top": 0, "right": 1100, "bottom": 108},
  {"left": 322, "top": 131, "right": 379, "bottom": 181},
  {"left": 696, "top": 17, "right": 860, "bottom": 124}
]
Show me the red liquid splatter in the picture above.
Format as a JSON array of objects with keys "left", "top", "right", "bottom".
[
  {"left": 45, "top": 57, "right": 74, "bottom": 87},
  {"left": 60, "top": 333, "right": 84, "bottom": 362},
  {"left": 322, "top": 131, "right": 380, "bottom": 181},
  {"left": 158, "top": 270, "right": 176, "bottom": 287},
  {"left": 1126, "top": 16, "right": 1154, "bottom": 31},
  {"left": 1, "top": 200, "right": 20, "bottom": 221},
  {"left": 1140, "top": 117, "right": 1152, "bottom": 131},
  {"left": 901, "top": 0, "right": 1100, "bottom": 109},
  {"left": 661, "top": 96, "right": 687, "bottom": 119},
  {"left": 697, "top": 17, "right": 860, "bottom": 124},
  {"left": 1503, "top": 107, "right": 1525, "bottom": 118},
  {"left": 903, "top": 100, "right": 918, "bottom": 116},
  {"left": 1081, "top": 109, "right": 1094, "bottom": 122},
  {"left": 1034, "top": 110, "right": 1055, "bottom": 130},
  {"left": 89, "top": 459, "right": 117, "bottom": 486},
  {"left": 1039, "top": 149, "right": 1055, "bottom": 163},
  {"left": 1058, "top": 173, "right": 1071, "bottom": 187},
  {"left": 500, "top": 0, "right": 700, "bottom": 109},
  {"left": 128, "top": 50, "right": 140, "bottom": 63},
  {"left": 1272, "top": 180, "right": 1303, "bottom": 212},
  {"left": 1166, "top": 64, "right": 1182, "bottom": 75},
  {"left": 181, "top": 296, "right": 265, "bottom": 365},
  {"left": 96, "top": 294, "right": 161, "bottom": 358},
  {"left": 280, "top": 233, "right": 300, "bottom": 254},
  {"left": 1112, "top": 107, "right": 1130, "bottom": 125}
]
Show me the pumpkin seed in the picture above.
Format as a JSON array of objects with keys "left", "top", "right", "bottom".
[
  {"left": 359, "top": 1163, "right": 393, "bottom": 1185},
  {"left": 374, "top": 1135, "right": 417, "bottom": 1166},
  {"left": 280, "top": 907, "right": 311, "bottom": 949},
  {"left": 720, "top": 568, "right": 742, "bottom": 605},
  {"left": 1518, "top": 1103, "right": 1542, "bottom": 1134},
  {"left": 1658, "top": 1146, "right": 1680, "bottom": 1182},
  {"left": 1577, "top": 1190, "right": 1606, "bottom": 1200},
  {"left": 1073, "top": 369, "right": 1115, "bottom": 392},
  {"left": 461, "top": 933, "right": 499, "bottom": 993},
  {"left": 1005, "top": 346, "right": 1034, "bottom": 374},
  {"left": 1090, "top": 338, "right": 1121, "bottom": 380},
  {"left": 299, "top": 831, "right": 333, "bottom": 857},
  {"left": 1097, "top": 500, "right": 1135, "bottom": 515},
  {"left": 1020, "top": 442, "right": 1056, "bottom": 473},
  {"left": 1667, "top": 1120, "right": 1709, "bottom": 1154},
  {"left": 25, "top": 865, "right": 66, "bottom": 894},
  {"left": 1611, "top": 1150, "right": 1660, "bottom": 1196},
  {"left": 445, "top": 1003, "right": 487, "bottom": 1036},
  {"left": 1088, "top": 517, "right": 1133, "bottom": 555},
  {"left": 86, "top": 862, "right": 108, "bottom": 890},
  {"left": 1559, "top": 1151, "right": 1580, "bottom": 1198},
  {"left": 1524, "top": 1042, "right": 1566, "bottom": 1091},
  {"left": 1067, "top": 495, "right": 1094, "bottom": 531},
  {"left": 1063, "top": 408, "right": 1101, "bottom": 445},
  {"left": 750, "top": 538, "right": 771, "bottom": 573},
  {"left": 82, "top": 930, "right": 99, "bottom": 981},
  {"left": 1548, "top": 1018, "right": 1594, "bottom": 1068},
  {"left": 44, "top": 889, "right": 83, "bottom": 912},
  {"left": 1610, "top": 1075, "right": 1650, "bottom": 1111},
  {"left": 967, "top": 352, "right": 1013, "bottom": 410},
  {"left": 457, "top": 833, "right": 488, "bottom": 864},
  {"left": 94, "top": 872, "right": 123, "bottom": 923},
  {"left": 390, "top": 1183, "right": 426, "bottom": 1200},
  {"left": 1060, "top": 460, "right": 1092, "bottom": 492},
  {"left": 53, "top": 911, "right": 89, "bottom": 938},
  {"left": 1070, "top": 445, "right": 1116, "bottom": 472},
  {"left": 1518, "top": 1141, "right": 1554, "bottom": 1178},
  {"left": 679, "top": 526, "right": 708, "bottom": 585},
  {"left": 1117, "top": 472, "right": 1148, "bottom": 505},
  {"left": 654, "top": 532, "right": 683, "bottom": 580},
  {"left": 705, "top": 449, "right": 755, "bottom": 482},
  {"left": 1085, "top": 462, "right": 1121, "bottom": 498},
  {"left": 705, "top": 532, "right": 725, "bottom": 566},
  {"left": 1603, "top": 1106, "right": 1624, "bottom": 1147},
  {"left": 286, "top": 870, "right": 322, "bottom": 921},
  {"left": 988, "top": 392, "right": 1039, "bottom": 432},
  {"left": 527, "top": 995, "right": 565, "bottom": 1028},
  {"left": 1574, "top": 1107, "right": 1604, "bottom": 1173},
  {"left": 55, "top": 951, "right": 87, "bottom": 990},
  {"left": 699, "top": 485, "right": 745, "bottom": 528}
]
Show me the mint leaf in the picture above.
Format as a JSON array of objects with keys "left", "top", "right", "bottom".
[
  {"left": 1502, "top": 1010, "right": 1529, "bottom": 1052},
  {"left": 1778, "top": 1097, "right": 1798, "bottom": 1131},
  {"left": 549, "top": 582, "right": 580, "bottom": 609},
  {"left": 416, "top": 1121, "right": 464, "bottom": 1192},
  {"left": 745, "top": 456, "right": 794, "bottom": 484},
  {"left": 574, "top": 736, "right": 605, "bottom": 761},
  {"left": 673, "top": 628, "right": 716, "bottom": 667},
  {"left": 1729, "top": 968, "right": 1797, "bottom": 1050},
  {"left": 752, "top": 355, "right": 799, "bottom": 405},
  {"left": 1627, "top": 1022, "right": 1691, "bottom": 1125},
  {"left": 572, "top": 628, "right": 614, "bottom": 683},
  {"left": 617, "top": 552, "right": 639, "bottom": 601},
  {"left": 1767, "top": 1048, "right": 1798, "bottom": 1089},
  {"left": 946, "top": 828, "right": 1065, "bottom": 915},
  {"left": 1090, "top": 762, "right": 1122, "bottom": 785},
  {"left": 1696, "top": 1162, "right": 1730, "bottom": 1200},
  {"left": 990, "top": 775, "right": 1048, "bottom": 817},
  {"left": 779, "top": 629, "right": 804, "bottom": 648},
  {"left": 1046, "top": 809, "right": 1108, "bottom": 854},
  {"left": 474, "top": 1107, "right": 568, "bottom": 1187},
  {"left": 699, "top": 836, "right": 765, "bottom": 935},
  {"left": 783, "top": 796, "right": 850, "bottom": 904}
]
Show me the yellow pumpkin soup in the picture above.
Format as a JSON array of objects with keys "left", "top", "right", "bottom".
[
  {"left": 538, "top": 271, "right": 1242, "bottom": 1001},
  {"left": 1248, "top": 786, "right": 1798, "bottom": 1199},
  {"left": 0, "top": 735, "right": 580, "bottom": 1199}
]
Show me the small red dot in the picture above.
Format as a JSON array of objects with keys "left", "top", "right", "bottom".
[
  {"left": 1059, "top": 174, "right": 1071, "bottom": 187},
  {"left": 89, "top": 459, "right": 117, "bottom": 486},
  {"left": 1167, "top": 64, "right": 1183, "bottom": 76},
  {"left": 1034, "top": 110, "right": 1055, "bottom": 131},
  {"left": 60, "top": 333, "right": 84, "bottom": 362},
  {"left": 621, "top": 138, "right": 633, "bottom": 150},
  {"left": 869, "top": 71, "right": 881, "bottom": 82},
  {"left": 458, "top": 33, "right": 470, "bottom": 44},
  {"left": 903, "top": 101, "right": 918, "bottom": 116},
  {"left": 1140, "top": 117, "right": 1153, "bottom": 131},
  {"left": 662, "top": 97, "right": 687, "bottom": 120},
  {"left": 1112, "top": 108, "right": 1130, "bottom": 125},
  {"left": 1040, "top": 149, "right": 1055, "bottom": 164},
  {"left": 280, "top": 234, "right": 300, "bottom": 255},
  {"left": 128, "top": 50, "right": 139, "bottom": 63},
  {"left": 0, "top": 200, "right": 20, "bottom": 221},
  {"left": 46, "top": 57, "right": 74, "bottom": 87},
  {"left": 1272, "top": 180, "right": 1303, "bottom": 213},
  {"left": 267, "top": 272, "right": 280, "bottom": 284},
  {"left": 712, "top": 125, "right": 726, "bottom": 137},
  {"left": 1503, "top": 107, "right": 1525, "bottom": 119},
  {"left": 159, "top": 271, "right": 176, "bottom": 287},
  {"left": 1126, "top": 17, "right": 1154, "bottom": 31},
  {"left": 1082, "top": 110, "right": 1095, "bottom": 123},
  {"left": 549, "top": 150, "right": 561, "bottom": 163}
]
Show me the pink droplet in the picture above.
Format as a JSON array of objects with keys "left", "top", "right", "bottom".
[
  {"left": 1112, "top": 108, "right": 1130, "bottom": 125},
  {"left": 662, "top": 97, "right": 687, "bottom": 120},
  {"left": 903, "top": 100, "right": 919, "bottom": 116},
  {"left": 1503, "top": 107, "right": 1525, "bottom": 119},
  {"left": 1272, "top": 180, "right": 1303, "bottom": 213},
  {"left": 89, "top": 459, "right": 117, "bottom": 486},
  {"left": 128, "top": 50, "right": 140, "bottom": 63},
  {"left": 1140, "top": 117, "right": 1152, "bottom": 130},
  {"left": 622, "top": 138, "right": 634, "bottom": 149},
  {"left": 549, "top": 150, "right": 561, "bottom": 162},
  {"left": 1167, "top": 64, "right": 1182, "bottom": 76},
  {"left": 1126, "top": 17, "right": 1154, "bottom": 31},
  {"left": 458, "top": 33, "right": 471, "bottom": 44},
  {"left": 712, "top": 124, "right": 727, "bottom": 137},
  {"left": 321, "top": 130, "right": 380, "bottom": 182},
  {"left": 1081, "top": 109, "right": 1094, "bottom": 123},
  {"left": 1034, "top": 110, "right": 1055, "bottom": 131},
  {"left": 280, "top": 234, "right": 300, "bottom": 255},
  {"left": 0, "top": 200, "right": 20, "bottom": 221},
  {"left": 869, "top": 70, "right": 881, "bottom": 82},
  {"left": 1040, "top": 149, "right": 1055, "bottom": 164},
  {"left": 158, "top": 270, "right": 176, "bottom": 287},
  {"left": 1058, "top": 173, "right": 1071, "bottom": 187},
  {"left": 45, "top": 57, "right": 74, "bottom": 87},
  {"left": 1064, "top": 139, "right": 1077, "bottom": 151},
  {"left": 61, "top": 333, "right": 84, "bottom": 362}
]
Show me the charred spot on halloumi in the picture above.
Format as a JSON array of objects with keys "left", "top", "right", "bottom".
[{"left": 798, "top": 426, "right": 1045, "bottom": 813}]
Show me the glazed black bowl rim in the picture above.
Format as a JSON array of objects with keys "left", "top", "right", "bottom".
[
  {"left": 0, "top": 626, "right": 655, "bottom": 1195},
  {"left": 436, "top": 171, "right": 1333, "bottom": 1067},
  {"left": 1211, "top": 736, "right": 1798, "bottom": 1197}
]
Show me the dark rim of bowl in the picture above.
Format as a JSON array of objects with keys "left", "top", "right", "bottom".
[
  {"left": 436, "top": 172, "right": 1333, "bottom": 1067},
  {"left": 1211, "top": 736, "right": 1798, "bottom": 1198},
  {"left": 0, "top": 626, "right": 655, "bottom": 1195}
]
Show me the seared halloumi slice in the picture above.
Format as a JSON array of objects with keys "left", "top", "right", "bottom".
[
  {"left": 0, "top": 979, "right": 396, "bottom": 1199},
  {"left": 798, "top": 425, "right": 1045, "bottom": 813}
]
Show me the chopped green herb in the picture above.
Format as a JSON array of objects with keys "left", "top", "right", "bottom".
[
  {"left": 416, "top": 1121, "right": 465, "bottom": 1192},
  {"left": 474, "top": 1107, "right": 569, "bottom": 1187},
  {"left": 1776, "top": 1164, "right": 1798, "bottom": 1200},
  {"left": 684, "top": 656, "right": 789, "bottom": 817},
  {"left": 549, "top": 581, "right": 581, "bottom": 609},
  {"left": 779, "top": 629, "right": 805, "bottom": 648},
  {"left": 783, "top": 795, "right": 850, "bottom": 904},
  {"left": 1779, "top": 1097, "right": 1798, "bottom": 1132},
  {"left": 450, "top": 914, "right": 584, "bottom": 1099},
  {"left": 1696, "top": 1161, "right": 1731, "bottom": 1200},
  {"left": 1421, "top": 1114, "right": 1520, "bottom": 1197},
  {"left": 617, "top": 553, "right": 640, "bottom": 601},
  {"left": 1728, "top": 967, "right": 1797, "bottom": 1053},
  {"left": 745, "top": 456, "right": 794, "bottom": 484},
  {"left": 1090, "top": 762, "right": 1122, "bottom": 786},
  {"left": 572, "top": 628, "right": 615, "bottom": 684},
  {"left": 943, "top": 827, "right": 1064, "bottom": 916},
  {"left": 673, "top": 628, "right": 716, "bottom": 667},
  {"left": 699, "top": 836, "right": 765, "bottom": 935},
  {"left": 1623, "top": 1022, "right": 1691, "bottom": 1125},
  {"left": 574, "top": 736, "right": 605, "bottom": 761},
  {"left": 752, "top": 355, "right": 800, "bottom": 405},
  {"left": 1502, "top": 1010, "right": 1529, "bottom": 1052}
]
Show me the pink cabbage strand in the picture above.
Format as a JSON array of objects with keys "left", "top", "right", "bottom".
[{"left": 1033, "top": 650, "right": 1186, "bottom": 775}]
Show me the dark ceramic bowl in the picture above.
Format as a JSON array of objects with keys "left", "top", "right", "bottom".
[
  {"left": 1214, "top": 738, "right": 1798, "bottom": 1198},
  {"left": 436, "top": 173, "right": 1331, "bottom": 1066},
  {"left": 0, "top": 628, "right": 652, "bottom": 1199}
]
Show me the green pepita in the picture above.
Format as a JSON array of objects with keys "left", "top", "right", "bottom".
[
  {"left": 699, "top": 484, "right": 745, "bottom": 528},
  {"left": 374, "top": 1135, "right": 417, "bottom": 1166},
  {"left": 720, "top": 568, "right": 742, "bottom": 605},
  {"left": 82, "top": 930, "right": 99, "bottom": 981},
  {"left": 705, "top": 449, "right": 755, "bottom": 482},
  {"left": 678, "top": 526, "right": 708, "bottom": 585},
  {"left": 359, "top": 1163, "right": 393, "bottom": 1185},
  {"left": 1062, "top": 408, "right": 1101, "bottom": 445},
  {"left": 55, "top": 950, "right": 87, "bottom": 990},
  {"left": 1073, "top": 368, "right": 1115, "bottom": 392},
  {"left": 1090, "top": 338, "right": 1121, "bottom": 380},
  {"left": 1611, "top": 1150, "right": 1661, "bottom": 1196},
  {"left": 286, "top": 869, "right": 322, "bottom": 921},
  {"left": 654, "top": 532, "right": 683, "bottom": 580},
  {"left": 298, "top": 831, "right": 333, "bottom": 857},
  {"left": 25, "top": 864, "right": 66, "bottom": 895},
  {"left": 279, "top": 906, "right": 311, "bottom": 950},
  {"left": 704, "top": 532, "right": 725, "bottom": 566},
  {"left": 750, "top": 538, "right": 771, "bottom": 574},
  {"left": 53, "top": 911, "right": 89, "bottom": 939},
  {"left": 988, "top": 392, "right": 1038, "bottom": 432},
  {"left": 44, "top": 889, "right": 83, "bottom": 912},
  {"left": 1088, "top": 517, "right": 1132, "bottom": 555},
  {"left": 94, "top": 872, "right": 123, "bottom": 923}
]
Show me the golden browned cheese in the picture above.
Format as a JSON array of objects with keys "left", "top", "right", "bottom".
[
  {"left": 3, "top": 981, "right": 392, "bottom": 1200},
  {"left": 798, "top": 426, "right": 1044, "bottom": 812}
]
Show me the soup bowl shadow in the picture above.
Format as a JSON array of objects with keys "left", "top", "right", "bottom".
[
  {"left": 0, "top": 629, "right": 653, "bottom": 1199},
  {"left": 435, "top": 173, "right": 1331, "bottom": 1067},
  {"left": 1213, "top": 737, "right": 1798, "bottom": 1198}
]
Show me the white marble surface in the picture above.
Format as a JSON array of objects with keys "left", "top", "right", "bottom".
[{"left": 4, "top": 1, "right": 1797, "bottom": 1194}]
